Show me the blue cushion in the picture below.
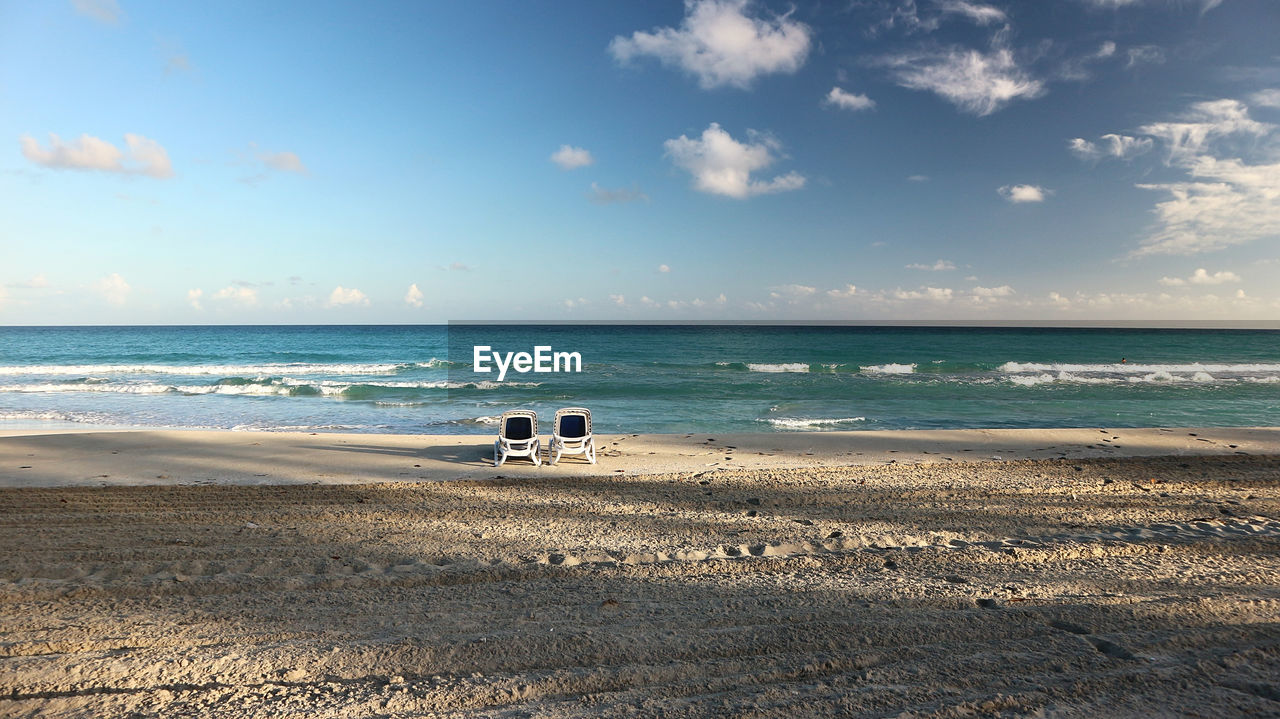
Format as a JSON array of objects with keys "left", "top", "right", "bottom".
[
  {"left": 505, "top": 416, "right": 533, "bottom": 440},
  {"left": 559, "top": 415, "right": 587, "bottom": 438}
]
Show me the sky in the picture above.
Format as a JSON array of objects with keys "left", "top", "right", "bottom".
[{"left": 2, "top": 0, "right": 1278, "bottom": 324}]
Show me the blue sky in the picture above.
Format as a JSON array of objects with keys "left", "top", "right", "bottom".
[{"left": 2, "top": 0, "right": 1278, "bottom": 323}]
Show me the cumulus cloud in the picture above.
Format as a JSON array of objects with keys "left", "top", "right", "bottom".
[
  {"left": 877, "top": 45, "right": 1044, "bottom": 116},
  {"left": 1160, "top": 268, "right": 1242, "bottom": 286},
  {"left": 826, "top": 284, "right": 858, "bottom": 299},
  {"left": 998, "top": 184, "right": 1049, "bottom": 203},
  {"left": 664, "top": 123, "right": 805, "bottom": 199},
  {"left": 551, "top": 145, "right": 594, "bottom": 170},
  {"left": 906, "top": 259, "right": 956, "bottom": 271},
  {"left": 825, "top": 87, "right": 876, "bottom": 112},
  {"left": 328, "top": 286, "right": 370, "bottom": 307},
  {"left": 609, "top": 0, "right": 811, "bottom": 89},
  {"left": 1068, "top": 134, "right": 1153, "bottom": 160},
  {"left": 609, "top": 294, "right": 627, "bottom": 306},
  {"left": 972, "top": 285, "right": 1014, "bottom": 298},
  {"left": 95, "top": 273, "right": 130, "bottom": 305},
  {"left": 20, "top": 133, "right": 173, "bottom": 178},
  {"left": 404, "top": 283, "right": 424, "bottom": 308},
  {"left": 893, "top": 286, "right": 954, "bottom": 302},
  {"left": 212, "top": 285, "right": 258, "bottom": 306},
  {"left": 589, "top": 182, "right": 648, "bottom": 204},
  {"left": 187, "top": 288, "right": 203, "bottom": 310},
  {"left": 658, "top": 264, "right": 671, "bottom": 273},
  {"left": 72, "top": 0, "right": 122, "bottom": 24}
]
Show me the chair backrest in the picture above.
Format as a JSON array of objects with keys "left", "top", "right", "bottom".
[
  {"left": 555, "top": 407, "right": 591, "bottom": 438},
  {"left": 501, "top": 411, "right": 536, "bottom": 440}
]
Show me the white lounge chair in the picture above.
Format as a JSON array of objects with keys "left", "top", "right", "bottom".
[
  {"left": 549, "top": 407, "right": 595, "bottom": 465},
  {"left": 494, "top": 410, "right": 541, "bottom": 467}
]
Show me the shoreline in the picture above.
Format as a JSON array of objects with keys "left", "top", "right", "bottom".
[{"left": 1, "top": 425, "right": 1277, "bottom": 488}]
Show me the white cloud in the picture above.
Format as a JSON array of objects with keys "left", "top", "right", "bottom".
[
  {"left": 826, "top": 284, "right": 858, "bottom": 299},
  {"left": 1082, "top": 0, "right": 1223, "bottom": 12},
  {"left": 906, "top": 259, "right": 956, "bottom": 271},
  {"left": 1139, "top": 99, "right": 1272, "bottom": 162},
  {"left": 1125, "top": 45, "right": 1165, "bottom": 69},
  {"left": 769, "top": 284, "right": 817, "bottom": 300},
  {"left": 936, "top": 1, "right": 1007, "bottom": 25},
  {"left": 1160, "top": 268, "right": 1242, "bottom": 286},
  {"left": 998, "top": 184, "right": 1049, "bottom": 203},
  {"left": 404, "top": 283, "right": 424, "bottom": 308},
  {"left": 9, "top": 274, "right": 50, "bottom": 289},
  {"left": 212, "top": 285, "right": 259, "bottom": 306},
  {"left": 1095, "top": 41, "right": 1117, "bottom": 59},
  {"left": 907, "top": 175, "right": 929, "bottom": 182},
  {"left": 589, "top": 183, "right": 648, "bottom": 204},
  {"left": 878, "top": 46, "right": 1044, "bottom": 116},
  {"left": 609, "top": 294, "right": 627, "bottom": 306},
  {"left": 563, "top": 297, "right": 589, "bottom": 309},
  {"left": 972, "top": 285, "right": 1014, "bottom": 297},
  {"left": 551, "top": 145, "right": 594, "bottom": 170},
  {"left": 328, "top": 286, "right": 370, "bottom": 307},
  {"left": 664, "top": 123, "right": 805, "bottom": 199},
  {"left": 72, "top": 0, "right": 122, "bottom": 24},
  {"left": 893, "top": 286, "right": 954, "bottom": 302},
  {"left": 257, "top": 149, "right": 307, "bottom": 174},
  {"left": 825, "top": 87, "right": 876, "bottom": 112},
  {"left": 1069, "top": 134, "right": 1153, "bottom": 160},
  {"left": 95, "top": 273, "right": 130, "bottom": 305},
  {"left": 1251, "top": 89, "right": 1280, "bottom": 109},
  {"left": 658, "top": 264, "right": 671, "bottom": 273},
  {"left": 1129, "top": 99, "right": 1280, "bottom": 256},
  {"left": 20, "top": 133, "right": 173, "bottom": 178},
  {"left": 608, "top": 0, "right": 811, "bottom": 90},
  {"left": 187, "top": 288, "right": 203, "bottom": 310}
]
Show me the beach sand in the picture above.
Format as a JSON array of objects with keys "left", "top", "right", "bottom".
[{"left": 2, "top": 428, "right": 1279, "bottom": 717}]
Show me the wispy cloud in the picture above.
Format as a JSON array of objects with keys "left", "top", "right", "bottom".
[
  {"left": 906, "top": 259, "right": 956, "bottom": 271},
  {"left": 876, "top": 44, "right": 1044, "bottom": 116},
  {"left": 72, "top": 0, "right": 122, "bottom": 24},
  {"left": 998, "top": 184, "right": 1049, "bottom": 203},
  {"left": 1125, "top": 45, "right": 1165, "bottom": 69},
  {"left": 551, "top": 145, "right": 594, "bottom": 170},
  {"left": 936, "top": 1, "right": 1007, "bottom": 25},
  {"left": 658, "top": 264, "right": 671, "bottom": 273},
  {"left": 187, "top": 289, "right": 203, "bottom": 310},
  {"left": 1128, "top": 98, "right": 1279, "bottom": 256},
  {"left": 824, "top": 87, "right": 876, "bottom": 112},
  {"left": 1069, "top": 134, "right": 1153, "bottom": 160},
  {"left": 21, "top": 133, "right": 173, "bottom": 178},
  {"left": 664, "top": 123, "right": 805, "bottom": 199},
  {"left": 589, "top": 182, "right": 648, "bottom": 204},
  {"left": 609, "top": 0, "right": 811, "bottom": 90}
]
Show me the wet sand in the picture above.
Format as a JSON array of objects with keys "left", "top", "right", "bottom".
[{"left": 1, "top": 429, "right": 1279, "bottom": 717}]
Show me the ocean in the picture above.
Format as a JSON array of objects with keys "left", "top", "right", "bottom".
[{"left": 1, "top": 325, "right": 1278, "bottom": 434}]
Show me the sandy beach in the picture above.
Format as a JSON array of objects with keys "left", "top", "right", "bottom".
[{"left": 2, "top": 428, "right": 1279, "bottom": 717}]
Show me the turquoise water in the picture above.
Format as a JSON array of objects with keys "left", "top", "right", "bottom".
[{"left": 1, "top": 325, "right": 1278, "bottom": 433}]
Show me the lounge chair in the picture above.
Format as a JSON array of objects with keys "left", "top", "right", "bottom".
[
  {"left": 494, "top": 410, "right": 541, "bottom": 467},
  {"left": 548, "top": 407, "right": 595, "bottom": 465}
]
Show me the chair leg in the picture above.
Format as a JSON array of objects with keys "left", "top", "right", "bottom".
[
  {"left": 587, "top": 439, "right": 596, "bottom": 464},
  {"left": 494, "top": 440, "right": 504, "bottom": 467}
]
